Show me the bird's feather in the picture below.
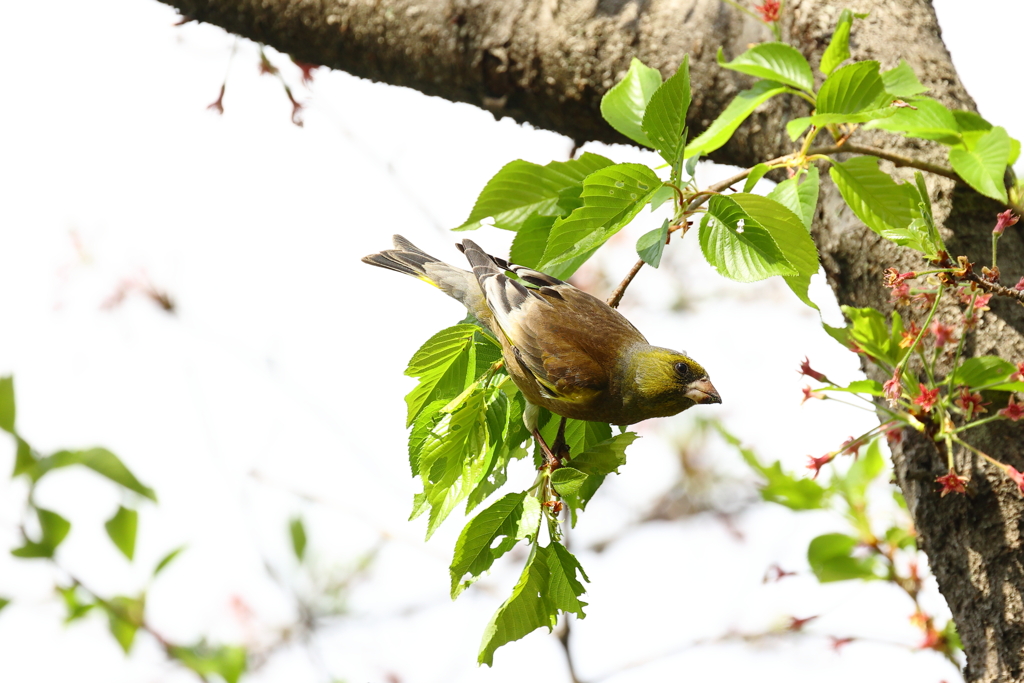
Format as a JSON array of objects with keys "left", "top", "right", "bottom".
[{"left": 458, "top": 239, "right": 647, "bottom": 407}]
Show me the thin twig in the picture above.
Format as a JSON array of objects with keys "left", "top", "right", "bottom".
[
  {"left": 808, "top": 144, "right": 960, "bottom": 181},
  {"left": 606, "top": 152, "right": 798, "bottom": 307},
  {"left": 963, "top": 271, "right": 1024, "bottom": 304},
  {"left": 590, "top": 628, "right": 931, "bottom": 683},
  {"left": 555, "top": 615, "right": 584, "bottom": 683},
  {"left": 606, "top": 259, "right": 646, "bottom": 308}
]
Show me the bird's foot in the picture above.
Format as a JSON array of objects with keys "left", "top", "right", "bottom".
[{"left": 533, "top": 429, "right": 566, "bottom": 471}]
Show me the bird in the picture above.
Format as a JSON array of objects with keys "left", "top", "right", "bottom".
[{"left": 362, "top": 235, "right": 721, "bottom": 464}]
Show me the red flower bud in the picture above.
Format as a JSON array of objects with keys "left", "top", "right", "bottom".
[
  {"left": 754, "top": 0, "right": 781, "bottom": 22},
  {"left": 798, "top": 356, "right": 827, "bottom": 382},
  {"left": 993, "top": 209, "right": 1019, "bottom": 235}
]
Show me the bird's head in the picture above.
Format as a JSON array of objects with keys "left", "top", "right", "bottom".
[{"left": 621, "top": 345, "right": 721, "bottom": 420}]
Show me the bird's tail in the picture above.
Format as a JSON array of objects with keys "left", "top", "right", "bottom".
[
  {"left": 361, "top": 235, "right": 445, "bottom": 283},
  {"left": 362, "top": 235, "right": 490, "bottom": 325}
]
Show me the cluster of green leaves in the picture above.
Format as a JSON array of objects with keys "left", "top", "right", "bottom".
[
  {"left": 721, "top": 422, "right": 962, "bottom": 658},
  {"left": 1, "top": 376, "right": 155, "bottom": 562},
  {"left": 456, "top": 54, "right": 820, "bottom": 307},
  {"left": 702, "top": 10, "right": 1016, "bottom": 253},
  {"left": 403, "top": 325, "right": 634, "bottom": 664},
  {"left": 720, "top": 423, "right": 892, "bottom": 581},
  {"left": 834, "top": 304, "right": 1024, "bottom": 393},
  {"left": 0, "top": 376, "right": 247, "bottom": 683}
]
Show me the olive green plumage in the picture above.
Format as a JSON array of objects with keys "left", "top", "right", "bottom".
[{"left": 362, "top": 235, "right": 721, "bottom": 426}]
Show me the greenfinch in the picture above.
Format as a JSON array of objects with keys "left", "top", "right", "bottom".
[{"left": 363, "top": 236, "right": 721, "bottom": 442}]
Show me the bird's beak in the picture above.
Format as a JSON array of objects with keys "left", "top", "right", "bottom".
[{"left": 685, "top": 377, "right": 722, "bottom": 405}]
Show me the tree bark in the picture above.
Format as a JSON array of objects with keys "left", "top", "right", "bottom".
[{"left": 155, "top": 0, "right": 1024, "bottom": 679}]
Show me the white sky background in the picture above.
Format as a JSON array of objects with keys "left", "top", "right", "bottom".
[{"left": 0, "top": 1, "right": 1020, "bottom": 682}]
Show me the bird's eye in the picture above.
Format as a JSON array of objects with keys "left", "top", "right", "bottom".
[{"left": 674, "top": 361, "right": 689, "bottom": 377}]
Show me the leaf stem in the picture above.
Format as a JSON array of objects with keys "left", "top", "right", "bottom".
[
  {"left": 946, "top": 291, "right": 976, "bottom": 389},
  {"left": 951, "top": 413, "right": 1005, "bottom": 435},
  {"left": 898, "top": 284, "right": 943, "bottom": 371}
]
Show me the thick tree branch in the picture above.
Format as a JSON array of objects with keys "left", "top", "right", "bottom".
[{"left": 158, "top": 0, "right": 796, "bottom": 166}]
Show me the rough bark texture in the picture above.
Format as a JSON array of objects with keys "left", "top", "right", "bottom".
[{"left": 155, "top": 0, "right": 1024, "bottom": 679}]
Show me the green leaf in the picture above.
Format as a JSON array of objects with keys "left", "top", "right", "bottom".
[
  {"left": 641, "top": 55, "right": 691, "bottom": 164},
  {"left": 783, "top": 273, "right": 817, "bottom": 310},
  {"left": 404, "top": 324, "right": 478, "bottom": 427},
  {"left": 719, "top": 425, "right": 827, "bottom": 510},
  {"left": 467, "top": 386, "right": 532, "bottom": 512},
  {"left": 835, "top": 439, "right": 885, "bottom": 507},
  {"left": 450, "top": 492, "right": 533, "bottom": 598},
  {"left": 807, "top": 533, "right": 882, "bottom": 582},
  {"left": 636, "top": 220, "right": 669, "bottom": 268},
  {"left": 58, "top": 585, "right": 95, "bottom": 623},
  {"left": 28, "top": 448, "right": 157, "bottom": 501},
  {"left": 105, "top": 506, "right": 138, "bottom": 561},
  {"left": 648, "top": 184, "right": 675, "bottom": 211},
  {"left": 768, "top": 166, "right": 819, "bottom": 231},
  {"left": 941, "top": 620, "right": 963, "bottom": 652},
  {"left": 12, "top": 436, "right": 36, "bottom": 478},
  {"left": 863, "top": 97, "right": 961, "bottom": 144},
  {"left": 0, "top": 597, "right": 9, "bottom": 614},
  {"left": 822, "top": 321, "right": 851, "bottom": 349},
  {"left": 700, "top": 195, "right": 796, "bottom": 282},
  {"left": 812, "top": 61, "right": 896, "bottom": 126},
  {"left": 412, "top": 389, "right": 495, "bottom": 539},
  {"left": 509, "top": 214, "right": 557, "bottom": 268},
  {"left": 728, "top": 194, "right": 818, "bottom": 277},
  {"left": 12, "top": 507, "right": 72, "bottom": 559},
  {"left": 914, "top": 172, "right": 936, "bottom": 228},
  {"left": 104, "top": 595, "right": 145, "bottom": 654},
  {"left": 953, "top": 110, "right": 992, "bottom": 134},
  {"left": 550, "top": 467, "right": 588, "bottom": 498},
  {"left": 39, "top": 508, "right": 71, "bottom": 547},
  {"left": 743, "top": 163, "right": 771, "bottom": 193},
  {"left": 153, "top": 546, "right": 186, "bottom": 577},
  {"left": 600, "top": 58, "right": 663, "bottom": 148},
  {"left": 950, "top": 356, "right": 1018, "bottom": 389},
  {"left": 478, "top": 542, "right": 588, "bottom": 666},
  {"left": 823, "top": 379, "right": 884, "bottom": 396},
  {"left": 786, "top": 117, "right": 813, "bottom": 142},
  {"left": 536, "top": 415, "right": 613, "bottom": 466},
  {"left": 569, "top": 432, "right": 636, "bottom": 477},
  {"left": 455, "top": 154, "right": 614, "bottom": 231},
  {"left": 829, "top": 156, "right": 919, "bottom": 235},
  {"left": 289, "top": 516, "right": 307, "bottom": 562},
  {"left": 24, "top": 507, "right": 71, "bottom": 561},
  {"left": 533, "top": 420, "right": 622, "bottom": 525},
  {"left": 880, "top": 219, "right": 940, "bottom": 258},
  {"left": 701, "top": 193, "right": 818, "bottom": 283},
  {"left": 842, "top": 305, "right": 899, "bottom": 365},
  {"left": 880, "top": 60, "right": 927, "bottom": 97},
  {"left": 539, "top": 164, "right": 662, "bottom": 279},
  {"left": 820, "top": 9, "right": 867, "bottom": 76},
  {"left": 170, "top": 644, "right": 247, "bottom": 683},
  {"left": 949, "top": 127, "right": 1010, "bottom": 202},
  {"left": 885, "top": 525, "right": 916, "bottom": 550},
  {"left": 685, "top": 80, "right": 791, "bottom": 158},
  {"left": 717, "top": 43, "right": 813, "bottom": 92},
  {"left": 684, "top": 154, "right": 700, "bottom": 178},
  {"left": 0, "top": 376, "right": 14, "bottom": 433}
]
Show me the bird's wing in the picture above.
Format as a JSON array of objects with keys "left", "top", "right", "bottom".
[{"left": 458, "top": 239, "right": 643, "bottom": 402}]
